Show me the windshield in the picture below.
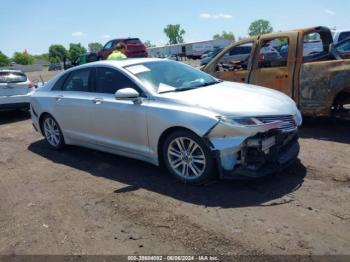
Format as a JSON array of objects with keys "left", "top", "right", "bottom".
[
  {"left": 125, "top": 60, "right": 220, "bottom": 93},
  {"left": 125, "top": 38, "right": 142, "bottom": 44},
  {"left": 0, "top": 71, "right": 27, "bottom": 83}
]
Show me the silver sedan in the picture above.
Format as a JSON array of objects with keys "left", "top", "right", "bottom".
[{"left": 30, "top": 58, "right": 302, "bottom": 184}]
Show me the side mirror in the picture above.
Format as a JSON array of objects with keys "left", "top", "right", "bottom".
[{"left": 115, "top": 88, "right": 141, "bottom": 103}]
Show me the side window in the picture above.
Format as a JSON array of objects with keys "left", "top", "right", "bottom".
[
  {"left": 216, "top": 43, "right": 252, "bottom": 72},
  {"left": 62, "top": 68, "right": 91, "bottom": 92},
  {"left": 303, "top": 32, "right": 324, "bottom": 57},
  {"left": 95, "top": 67, "right": 140, "bottom": 94},
  {"left": 103, "top": 41, "right": 113, "bottom": 50},
  {"left": 339, "top": 32, "right": 350, "bottom": 42},
  {"left": 258, "top": 37, "right": 289, "bottom": 68}
]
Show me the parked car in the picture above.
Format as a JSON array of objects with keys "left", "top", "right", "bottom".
[
  {"left": 203, "top": 26, "right": 350, "bottom": 119},
  {"left": 200, "top": 48, "right": 223, "bottom": 66},
  {"left": 334, "top": 36, "right": 350, "bottom": 59},
  {"left": 30, "top": 58, "right": 302, "bottom": 184},
  {"left": 48, "top": 63, "right": 62, "bottom": 71},
  {"left": 0, "top": 69, "right": 35, "bottom": 110},
  {"left": 63, "top": 53, "right": 99, "bottom": 70},
  {"left": 98, "top": 38, "right": 147, "bottom": 60},
  {"left": 200, "top": 50, "right": 212, "bottom": 59},
  {"left": 165, "top": 54, "right": 179, "bottom": 61},
  {"left": 332, "top": 29, "right": 350, "bottom": 44}
]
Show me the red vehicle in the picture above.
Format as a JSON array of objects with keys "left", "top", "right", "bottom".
[{"left": 98, "top": 38, "right": 148, "bottom": 59}]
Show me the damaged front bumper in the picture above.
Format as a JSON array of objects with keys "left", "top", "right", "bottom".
[{"left": 207, "top": 120, "right": 300, "bottom": 179}]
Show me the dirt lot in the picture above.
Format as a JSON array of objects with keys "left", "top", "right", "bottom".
[{"left": 0, "top": 110, "right": 349, "bottom": 258}]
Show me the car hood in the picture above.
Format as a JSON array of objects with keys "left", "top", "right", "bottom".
[{"left": 156, "top": 81, "right": 298, "bottom": 117}]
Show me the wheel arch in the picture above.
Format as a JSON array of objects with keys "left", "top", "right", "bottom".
[
  {"left": 38, "top": 112, "right": 60, "bottom": 135},
  {"left": 157, "top": 126, "right": 204, "bottom": 167}
]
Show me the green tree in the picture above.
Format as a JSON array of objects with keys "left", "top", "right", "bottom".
[
  {"left": 248, "top": 19, "right": 273, "bottom": 36},
  {"left": 213, "top": 31, "right": 235, "bottom": 41},
  {"left": 88, "top": 42, "right": 103, "bottom": 53},
  {"left": 12, "top": 52, "right": 34, "bottom": 65},
  {"left": 0, "top": 51, "right": 10, "bottom": 67},
  {"left": 33, "top": 53, "right": 50, "bottom": 62},
  {"left": 68, "top": 43, "right": 87, "bottom": 62},
  {"left": 163, "top": 24, "right": 186, "bottom": 45},
  {"left": 144, "top": 40, "right": 156, "bottom": 48},
  {"left": 48, "top": 45, "right": 67, "bottom": 63}
]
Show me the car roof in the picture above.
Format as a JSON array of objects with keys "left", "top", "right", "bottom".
[
  {"left": 331, "top": 29, "right": 350, "bottom": 33},
  {"left": 69, "top": 58, "right": 165, "bottom": 71},
  {"left": 0, "top": 69, "right": 24, "bottom": 73}
]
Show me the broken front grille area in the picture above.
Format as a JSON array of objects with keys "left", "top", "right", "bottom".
[
  {"left": 256, "top": 115, "right": 297, "bottom": 132},
  {"left": 238, "top": 130, "right": 298, "bottom": 171}
]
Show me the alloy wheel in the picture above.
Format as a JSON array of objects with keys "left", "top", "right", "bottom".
[
  {"left": 43, "top": 117, "right": 61, "bottom": 147},
  {"left": 167, "top": 137, "right": 206, "bottom": 179}
]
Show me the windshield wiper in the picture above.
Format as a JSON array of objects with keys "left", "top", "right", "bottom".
[
  {"left": 158, "top": 80, "right": 223, "bottom": 94},
  {"left": 191, "top": 80, "right": 222, "bottom": 88},
  {"left": 158, "top": 86, "right": 199, "bottom": 94}
]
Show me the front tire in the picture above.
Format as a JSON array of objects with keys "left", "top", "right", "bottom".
[
  {"left": 162, "top": 130, "right": 215, "bottom": 184},
  {"left": 41, "top": 115, "right": 65, "bottom": 150}
]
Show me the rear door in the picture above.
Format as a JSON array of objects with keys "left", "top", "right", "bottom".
[
  {"left": 248, "top": 32, "right": 298, "bottom": 98},
  {"left": 52, "top": 68, "right": 96, "bottom": 143},
  {"left": 0, "top": 71, "right": 30, "bottom": 96}
]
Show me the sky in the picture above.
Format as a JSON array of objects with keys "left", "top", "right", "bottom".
[{"left": 0, "top": 0, "right": 349, "bottom": 56}]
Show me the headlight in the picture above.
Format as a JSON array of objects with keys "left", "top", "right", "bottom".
[{"left": 218, "top": 116, "right": 262, "bottom": 126}]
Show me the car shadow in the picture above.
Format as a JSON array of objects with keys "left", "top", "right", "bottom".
[
  {"left": 0, "top": 109, "right": 30, "bottom": 125},
  {"left": 299, "top": 118, "right": 350, "bottom": 144},
  {"left": 28, "top": 140, "right": 306, "bottom": 209}
]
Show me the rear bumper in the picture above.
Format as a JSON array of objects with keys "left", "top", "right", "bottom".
[
  {"left": 0, "top": 91, "right": 34, "bottom": 109},
  {"left": 0, "top": 102, "right": 29, "bottom": 109}
]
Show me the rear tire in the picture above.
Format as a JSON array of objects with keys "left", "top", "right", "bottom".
[
  {"left": 41, "top": 115, "right": 65, "bottom": 150},
  {"left": 162, "top": 130, "right": 215, "bottom": 185}
]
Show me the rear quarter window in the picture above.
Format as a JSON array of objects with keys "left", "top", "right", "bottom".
[
  {"left": 51, "top": 73, "right": 69, "bottom": 91},
  {"left": 0, "top": 72, "right": 27, "bottom": 83}
]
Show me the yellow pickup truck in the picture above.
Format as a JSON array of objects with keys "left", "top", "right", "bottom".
[{"left": 203, "top": 26, "right": 350, "bottom": 118}]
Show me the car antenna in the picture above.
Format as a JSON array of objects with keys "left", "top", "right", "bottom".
[{"left": 40, "top": 75, "right": 44, "bottom": 86}]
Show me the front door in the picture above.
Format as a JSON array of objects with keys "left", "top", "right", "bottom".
[
  {"left": 248, "top": 32, "right": 298, "bottom": 98},
  {"left": 90, "top": 66, "right": 149, "bottom": 157}
]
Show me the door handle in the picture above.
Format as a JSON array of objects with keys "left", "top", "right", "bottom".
[
  {"left": 93, "top": 98, "right": 103, "bottom": 104},
  {"left": 55, "top": 95, "right": 63, "bottom": 102}
]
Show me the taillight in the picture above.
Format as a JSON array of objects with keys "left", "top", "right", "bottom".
[{"left": 28, "top": 79, "right": 35, "bottom": 88}]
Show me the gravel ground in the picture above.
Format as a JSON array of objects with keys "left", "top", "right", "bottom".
[{"left": 0, "top": 110, "right": 349, "bottom": 258}]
